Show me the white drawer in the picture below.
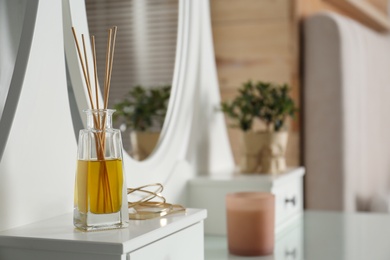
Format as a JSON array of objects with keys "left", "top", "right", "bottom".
[
  {"left": 129, "top": 222, "right": 204, "bottom": 260},
  {"left": 273, "top": 176, "right": 303, "bottom": 230}
]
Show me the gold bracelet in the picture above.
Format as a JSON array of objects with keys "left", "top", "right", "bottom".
[{"left": 127, "top": 183, "right": 185, "bottom": 220}]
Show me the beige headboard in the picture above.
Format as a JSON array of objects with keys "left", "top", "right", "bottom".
[{"left": 304, "top": 12, "right": 390, "bottom": 212}]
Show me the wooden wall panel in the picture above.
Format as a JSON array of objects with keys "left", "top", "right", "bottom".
[
  {"left": 211, "top": 0, "right": 290, "bottom": 21},
  {"left": 213, "top": 22, "right": 291, "bottom": 60},
  {"left": 213, "top": 20, "right": 292, "bottom": 88},
  {"left": 211, "top": 0, "right": 300, "bottom": 168},
  {"left": 216, "top": 60, "right": 291, "bottom": 90}
]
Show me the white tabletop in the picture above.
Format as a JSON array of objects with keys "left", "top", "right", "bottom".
[
  {"left": 0, "top": 208, "right": 207, "bottom": 255},
  {"left": 205, "top": 211, "right": 390, "bottom": 260}
]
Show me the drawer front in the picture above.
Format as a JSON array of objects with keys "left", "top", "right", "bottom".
[
  {"left": 129, "top": 222, "right": 204, "bottom": 260},
  {"left": 273, "top": 177, "right": 303, "bottom": 227}
]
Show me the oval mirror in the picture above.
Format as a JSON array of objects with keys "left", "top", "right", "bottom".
[{"left": 84, "top": 0, "right": 178, "bottom": 161}]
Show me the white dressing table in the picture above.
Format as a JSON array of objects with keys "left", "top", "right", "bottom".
[
  {"left": 205, "top": 211, "right": 390, "bottom": 260},
  {"left": 0, "top": 209, "right": 207, "bottom": 260}
]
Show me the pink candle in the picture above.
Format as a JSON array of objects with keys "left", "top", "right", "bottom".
[{"left": 226, "top": 192, "right": 275, "bottom": 256}]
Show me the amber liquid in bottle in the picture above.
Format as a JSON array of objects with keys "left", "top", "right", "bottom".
[{"left": 75, "top": 159, "right": 123, "bottom": 214}]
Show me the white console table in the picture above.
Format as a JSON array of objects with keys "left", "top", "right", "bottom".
[
  {"left": 0, "top": 208, "right": 207, "bottom": 260},
  {"left": 205, "top": 211, "right": 390, "bottom": 260}
]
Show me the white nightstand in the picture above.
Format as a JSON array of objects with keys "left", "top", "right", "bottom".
[
  {"left": 0, "top": 209, "right": 207, "bottom": 260},
  {"left": 188, "top": 167, "right": 305, "bottom": 235}
]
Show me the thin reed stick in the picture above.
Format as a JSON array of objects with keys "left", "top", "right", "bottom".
[
  {"left": 71, "top": 27, "right": 95, "bottom": 110},
  {"left": 91, "top": 35, "right": 100, "bottom": 127},
  {"left": 105, "top": 26, "right": 117, "bottom": 109},
  {"left": 103, "top": 28, "right": 113, "bottom": 109},
  {"left": 81, "top": 34, "right": 92, "bottom": 94}
]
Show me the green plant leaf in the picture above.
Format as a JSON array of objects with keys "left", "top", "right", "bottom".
[
  {"left": 113, "top": 85, "right": 171, "bottom": 131},
  {"left": 218, "top": 80, "right": 297, "bottom": 132}
]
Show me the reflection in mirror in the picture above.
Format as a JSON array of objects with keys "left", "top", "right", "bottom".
[{"left": 85, "top": 0, "right": 178, "bottom": 160}]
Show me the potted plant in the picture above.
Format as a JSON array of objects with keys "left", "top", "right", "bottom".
[
  {"left": 220, "top": 81, "right": 262, "bottom": 173},
  {"left": 114, "top": 85, "right": 171, "bottom": 160},
  {"left": 220, "top": 81, "right": 296, "bottom": 174},
  {"left": 255, "top": 82, "right": 297, "bottom": 173}
]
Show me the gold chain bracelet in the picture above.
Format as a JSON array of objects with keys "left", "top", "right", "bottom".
[{"left": 127, "top": 183, "right": 185, "bottom": 220}]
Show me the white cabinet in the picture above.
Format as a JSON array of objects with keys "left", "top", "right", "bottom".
[
  {"left": 0, "top": 209, "right": 207, "bottom": 260},
  {"left": 188, "top": 167, "right": 305, "bottom": 235}
]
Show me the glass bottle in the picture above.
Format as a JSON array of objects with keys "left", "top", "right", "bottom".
[{"left": 74, "top": 109, "right": 129, "bottom": 231}]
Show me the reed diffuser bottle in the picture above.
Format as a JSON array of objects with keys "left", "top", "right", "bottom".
[
  {"left": 74, "top": 109, "right": 129, "bottom": 231},
  {"left": 71, "top": 26, "right": 128, "bottom": 230}
]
